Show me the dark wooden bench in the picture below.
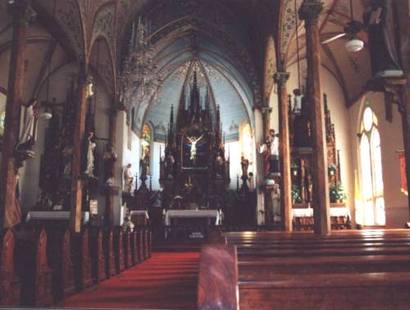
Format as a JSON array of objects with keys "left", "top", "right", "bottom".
[
  {"left": 103, "top": 229, "right": 116, "bottom": 278},
  {"left": 71, "top": 228, "right": 93, "bottom": 291},
  {"left": 89, "top": 228, "right": 106, "bottom": 283},
  {"left": 114, "top": 228, "right": 125, "bottom": 273},
  {"left": 0, "top": 229, "right": 21, "bottom": 306},
  {"left": 124, "top": 230, "right": 132, "bottom": 268},
  {"left": 15, "top": 228, "right": 53, "bottom": 307},
  {"left": 198, "top": 230, "right": 410, "bottom": 309},
  {"left": 45, "top": 227, "right": 75, "bottom": 302},
  {"left": 131, "top": 230, "right": 139, "bottom": 265}
]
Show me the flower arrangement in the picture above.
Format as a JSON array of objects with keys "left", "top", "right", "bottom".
[
  {"left": 291, "top": 185, "right": 303, "bottom": 203},
  {"left": 329, "top": 183, "right": 347, "bottom": 203}
]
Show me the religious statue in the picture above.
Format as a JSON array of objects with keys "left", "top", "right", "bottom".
[
  {"left": 140, "top": 152, "right": 150, "bottom": 180},
  {"left": 103, "top": 142, "right": 117, "bottom": 185},
  {"left": 258, "top": 129, "right": 280, "bottom": 176},
  {"left": 215, "top": 150, "right": 225, "bottom": 177},
  {"left": 16, "top": 98, "right": 39, "bottom": 156},
  {"left": 187, "top": 134, "right": 203, "bottom": 161},
  {"left": 164, "top": 150, "right": 175, "bottom": 178},
  {"left": 240, "top": 156, "right": 249, "bottom": 178},
  {"left": 364, "top": 0, "right": 403, "bottom": 77},
  {"left": 84, "top": 131, "right": 96, "bottom": 177},
  {"left": 123, "top": 163, "right": 133, "bottom": 194},
  {"left": 62, "top": 146, "right": 73, "bottom": 177}
]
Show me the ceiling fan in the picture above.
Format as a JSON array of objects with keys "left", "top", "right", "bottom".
[{"left": 321, "top": 0, "right": 365, "bottom": 52}]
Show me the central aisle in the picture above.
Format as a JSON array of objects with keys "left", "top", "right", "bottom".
[{"left": 62, "top": 251, "right": 200, "bottom": 309}]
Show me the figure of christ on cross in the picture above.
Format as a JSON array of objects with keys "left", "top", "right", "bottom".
[{"left": 187, "top": 134, "right": 204, "bottom": 161}]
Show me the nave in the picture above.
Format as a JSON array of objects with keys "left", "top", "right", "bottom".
[{"left": 62, "top": 250, "right": 200, "bottom": 310}]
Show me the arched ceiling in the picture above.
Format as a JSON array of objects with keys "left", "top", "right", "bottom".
[
  {"left": 123, "top": 0, "right": 265, "bottom": 139},
  {"left": 280, "top": 0, "right": 371, "bottom": 105}
]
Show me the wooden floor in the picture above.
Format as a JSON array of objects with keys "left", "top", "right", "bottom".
[{"left": 224, "top": 229, "right": 410, "bottom": 310}]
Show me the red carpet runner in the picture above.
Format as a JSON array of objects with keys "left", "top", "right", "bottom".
[{"left": 62, "top": 251, "right": 200, "bottom": 309}]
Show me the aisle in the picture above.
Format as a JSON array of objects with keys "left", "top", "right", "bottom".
[{"left": 62, "top": 251, "right": 200, "bottom": 309}]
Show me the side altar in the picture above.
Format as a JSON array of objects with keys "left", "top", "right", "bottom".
[{"left": 159, "top": 71, "right": 229, "bottom": 233}]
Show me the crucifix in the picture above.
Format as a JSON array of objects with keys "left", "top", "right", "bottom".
[{"left": 187, "top": 134, "right": 203, "bottom": 161}]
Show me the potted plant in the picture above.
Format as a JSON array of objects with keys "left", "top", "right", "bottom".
[{"left": 291, "top": 185, "right": 303, "bottom": 204}]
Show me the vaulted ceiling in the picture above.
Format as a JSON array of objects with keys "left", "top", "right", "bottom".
[{"left": 0, "top": 0, "right": 377, "bottom": 128}]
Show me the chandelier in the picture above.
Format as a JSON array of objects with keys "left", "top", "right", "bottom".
[{"left": 120, "top": 16, "right": 161, "bottom": 108}]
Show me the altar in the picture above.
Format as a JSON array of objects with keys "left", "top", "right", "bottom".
[
  {"left": 292, "top": 204, "right": 351, "bottom": 230},
  {"left": 163, "top": 209, "right": 223, "bottom": 239}
]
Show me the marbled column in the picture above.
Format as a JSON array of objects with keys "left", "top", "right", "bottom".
[
  {"left": 274, "top": 71, "right": 292, "bottom": 231},
  {"left": 299, "top": 0, "right": 331, "bottom": 235},
  {"left": 0, "top": 0, "right": 31, "bottom": 228}
]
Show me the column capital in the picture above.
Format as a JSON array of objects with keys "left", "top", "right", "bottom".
[
  {"left": 299, "top": 0, "right": 323, "bottom": 23},
  {"left": 274, "top": 72, "right": 290, "bottom": 86}
]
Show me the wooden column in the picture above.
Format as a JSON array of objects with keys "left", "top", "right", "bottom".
[
  {"left": 299, "top": 0, "right": 330, "bottom": 235},
  {"left": 0, "top": 1, "right": 30, "bottom": 228},
  {"left": 274, "top": 71, "right": 292, "bottom": 231},
  {"left": 70, "top": 72, "right": 89, "bottom": 233}
]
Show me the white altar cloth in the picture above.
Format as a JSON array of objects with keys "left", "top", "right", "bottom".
[
  {"left": 26, "top": 211, "right": 90, "bottom": 224},
  {"left": 292, "top": 207, "right": 351, "bottom": 218},
  {"left": 163, "top": 209, "right": 222, "bottom": 226}
]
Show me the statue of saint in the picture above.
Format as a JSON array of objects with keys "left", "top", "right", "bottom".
[
  {"left": 187, "top": 134, "right": 203, "bottom": 161},
  {"left": 123, "top": 163, "right": 133, "bottom": 194},
  {"left": 84, "top": 131, "right": 96, "bottom": 176},
  {"left": 240, "top": 156, "right": 249, "bottom": 178},
  {"left": 16, "top": 98, "right": 39, "bottom": 153},
  {"left": 258, "top": 129, "right": 280, "bottom": 176},
  {"left": 140, "top": 151, "right": 150, "bottom": 180},
  {"left": 103, "top": 142, "right": 117, "bottom": 185},
  {"left": 164, "top": 150, "right": 175, "bottom": 178},
  {"left": 364, "top": 0, "right": 403, "bottom": 77}
]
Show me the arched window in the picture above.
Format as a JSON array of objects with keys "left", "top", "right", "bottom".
[
  {"left": 0, "top": 91, "right": 6, "bottom": 139},
  {"left": 358, "top": 106, "right": 385, "bottom": 226}
]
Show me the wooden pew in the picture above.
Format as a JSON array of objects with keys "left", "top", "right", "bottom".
[
  {"left": 0, "top": 229, "right": 21, "bottom": 306},
  {"left": 136, "top": 228, "right": 144, "bottom": 262},
  {"left": 89, "top": 228, "right": 106, "bottom": 283},
  {"left": 15, "top": 228, "right": 53, "bottom": 307},
  {"left": 114, "top": 228, "right": 125, "bottom": 273},
  {"left": 71, "top": 228, "right": 93, "bottom": 291},
  {"left": 198, "top": 244, "right": 238, "bottom": 310},
  {"left": 103, "top": 229, "right": 116, "bottom": 278},
  {"left": 131, "top": 230, "right": 139, "bottom": 265},
  {"left": 124, "top": 231, "right": 132, "bottom": 268},
  {"left": 224, "top": 230, "right": 410, "bottom": 310},
  {"left": 45, "top": 228, "right": 75, "bottom": 302}
]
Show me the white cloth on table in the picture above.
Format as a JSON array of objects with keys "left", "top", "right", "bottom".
[
  {"left": 292, "top": 207, "right": 351, "bottom": 218},
  {"left": 163, "top": 209, "right": 222, "bottom": 226}
]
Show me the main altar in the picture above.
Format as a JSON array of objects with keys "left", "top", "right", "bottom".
[{"left": 159, "top": 70, "right": 230, "bottom": 235}]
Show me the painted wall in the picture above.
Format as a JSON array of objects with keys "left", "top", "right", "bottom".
[{"left": 349, "top": 92, "right": 408, "bottom": 227}]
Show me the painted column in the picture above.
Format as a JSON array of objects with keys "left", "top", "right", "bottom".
[
  {"left": 0, "top": 0, "right": 31, "bottom": 228},
  {"left": 299, "top": 0, "right": 331, "bottom": 235},
  {"left": 70, "top": 71, "right": 89, "bottom": 233},
  {"left": 274, "top": 71, "right": 292, "bottom": 231}
]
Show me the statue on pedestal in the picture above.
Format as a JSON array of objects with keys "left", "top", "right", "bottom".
[
  {"left": 15, "top": 98, "right": 39, "bottom": 161},
  {"left": 187, "top": 134, "right": 203, "bottom": 161},
  {"left": 123, "top": 163, "right": 133, "bottom": 194},
  {"left": 258, "top": 129, "right": 280, "bottom": 177},
  {"left": 84, "top": 131, "right": 96, "bottom": 177},
  {"left": 103, "top": 142, "right": 117, "bottom": 185}
]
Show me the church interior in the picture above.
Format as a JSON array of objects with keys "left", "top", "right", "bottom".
[{"left": 1, "top": 0, "right": 410, "bottom": 309}]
